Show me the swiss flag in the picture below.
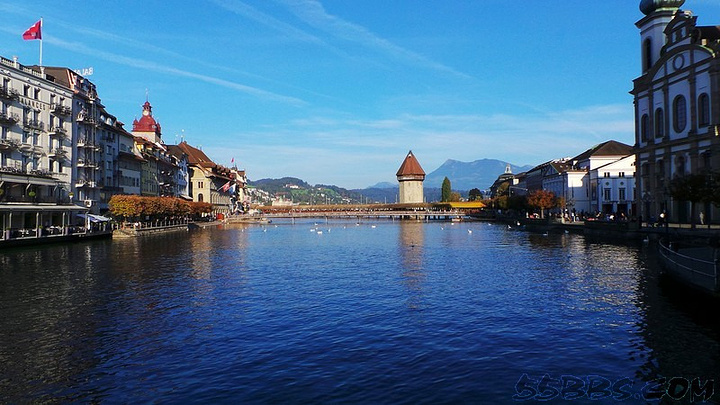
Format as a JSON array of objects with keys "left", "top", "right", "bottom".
[{"left": 22, "top": 20, "right": 42, "bottom": 41}]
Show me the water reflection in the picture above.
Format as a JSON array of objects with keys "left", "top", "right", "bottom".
[
  {"left": 633, "top": 248, "right": 720, "bottom": 392},
  {"left": 398, "top": 221, "right": 426, "bottom": 312},
  {"left": 1, "top": 224, "right": 720, "bottom": 403}
]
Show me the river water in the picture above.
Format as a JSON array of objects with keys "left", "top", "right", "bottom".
[{"left": 1, "top": 220, "right": 718, "bottom": 404}]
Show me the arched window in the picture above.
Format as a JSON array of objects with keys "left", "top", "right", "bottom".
[
  {"left": 654, "top": 108, "right": 664, "bottom": 138},
  {"left": 698, "top": 93, "right": 710, "bottom": 127},
  {"left": 643, "top": 38, "right": 652, "bottom": 72},
  {"left": 198, "top": 193, "right": 204, "bottom": 202},
  {"left": 640, "top": 114, "right": 649, "bottom": 142},
  {"left": 673, "top": 95, "right": 687, "bottom": 133}
]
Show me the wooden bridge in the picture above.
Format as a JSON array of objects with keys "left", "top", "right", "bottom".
[{"left": 247, "top": 202, "right": 485, "bottom": 221}]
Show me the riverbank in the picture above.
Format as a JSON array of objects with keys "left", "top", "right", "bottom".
[{"left": 489, "top": 216, "right": 720, "bottom": 243}]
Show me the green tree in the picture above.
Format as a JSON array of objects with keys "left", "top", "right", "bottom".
[
  {"left": 468, "top": 188, "right": 482, "bottom": 201},
  {"left": 441, "top": 177, "right": 452, "bottom": 202}
]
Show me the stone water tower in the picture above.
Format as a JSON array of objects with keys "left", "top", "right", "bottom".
[{"left": 396, "top": 151, "right": 425, "bottom": 204}]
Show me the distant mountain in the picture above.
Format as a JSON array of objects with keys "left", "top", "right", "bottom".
[
  {"left": 367, "top": 182, "right": 396, "bottom": 189},
  {"left": 424, "top": 159, "right": 533, "bottom": 191}
]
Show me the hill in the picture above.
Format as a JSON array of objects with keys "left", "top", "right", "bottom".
[{"left": 424, "top": 159, "right": 533, "bottom": 191}]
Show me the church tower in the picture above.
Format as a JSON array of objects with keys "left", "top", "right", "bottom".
[
  {"left": 636, "top": 0, "right": 685, "bottom": 73},
  {"left": 396, "top": 151, "right": 425, "bottom": 204},
  {"left": 132, "top": 101, "right": 163, "bottom": 144}
]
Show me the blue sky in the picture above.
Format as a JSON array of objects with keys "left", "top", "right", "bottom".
[{"left": 3, "top": 1, "right": 720, "bottom": 189}]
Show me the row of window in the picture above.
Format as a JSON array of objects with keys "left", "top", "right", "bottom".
[
  {"left": 2, "top": 78, "right": 68, "bottom": 104},
  {"left": 603, "top": 188, "right": 628, "bottom": 201},
  {"left": 640, "top": 93, "right": 711, "bottom": 141}
]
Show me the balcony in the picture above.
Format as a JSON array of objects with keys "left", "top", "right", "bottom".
[
  {"left": 0, "top": 138, "right": 20, "bottom": 151},
  {"left": 48, "top": 126, "right": 68, "bottom": 138},
  {"left": 48, "top": 148, "right": 68, "bottom": 160},
  {"left": 0, "top": 86, "right": 19, "bottom": 100},
  {"left": 23, "top": 119, "right": 44, "bottom": 131},
  {"left": 0, "top": 112, "right": 19, "bottom": 126},
  {"left": 76, "top": 115, "right": 96, "bottom": 125},
  {"left": 50, "top": 103, "right": 72, "bottom": 116},
  {"left": 76, "top": 159, "right": 98, "bottom": 168},
  {"left": 76, "top": 139, "right": 96, "bottom": 149},
  {"left": 75, "top": 180, "right": 97, "bottom": 188},
  {"left": 19, "top": 143, "right": 34, "bottom": 154},
  {"left": 0, "top": 166, "right": 55, "bottom": 179}
]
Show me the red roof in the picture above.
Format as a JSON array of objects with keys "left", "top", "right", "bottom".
[
  {"left": 132, "top": 101, "right": 162, "bottom": 135},
  {"left": 396, "top": 150, "right": 425, "bottom": 177}
]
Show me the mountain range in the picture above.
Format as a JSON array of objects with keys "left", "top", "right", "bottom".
[
  {"left": 423, "top": 158, "right": 533, "bottom": 191},
  {"left": 250, "top": 158, "right": 533, "bottom": 204}
]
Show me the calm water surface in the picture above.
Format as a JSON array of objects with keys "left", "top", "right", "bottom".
[{"left": 1, "top": 220, "right": 719, "bottom": 404}]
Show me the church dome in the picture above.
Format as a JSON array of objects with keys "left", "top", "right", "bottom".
[{"left": 640, "top": 0, "right": 685, "bottom": 16}]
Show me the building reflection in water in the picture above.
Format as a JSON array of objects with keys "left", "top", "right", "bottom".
[
  {"left": 398, "top": 221, "right": 426, "bottom": 312},
  {"left": 0, "top": 241, "right": 113, "bottom": 401},
  {"left": 632, "top": 248, "right": 720, "bottom": 390}
]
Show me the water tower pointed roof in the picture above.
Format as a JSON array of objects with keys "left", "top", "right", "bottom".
[{"left": 396, "top": 150, "right": 425, "bottom": 177}]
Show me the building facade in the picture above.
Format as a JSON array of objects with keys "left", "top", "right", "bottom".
[
  {"left": 175, "top": 141, "right": 235, "bottom": 215},
  {"left": 0, "top": 57, "right": 85, "bottom": 238},
  {"left": 632, "top": 0, "right": 720, "bottom": 223}
]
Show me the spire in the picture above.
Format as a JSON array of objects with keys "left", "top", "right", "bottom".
[{"left": 396, "top": 150, "right": 426, "bottom": 178}]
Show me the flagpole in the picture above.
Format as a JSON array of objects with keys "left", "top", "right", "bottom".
[{"left": 39, "top": 17, "right": 44, "bottom": 73}]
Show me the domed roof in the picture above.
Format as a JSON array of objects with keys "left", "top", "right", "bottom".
[
  {"left": 640, "top": 0, "right": 685, "bottom": 16},
  {"left": 132, "top": 101, "right": 162, "bottom": 135}
]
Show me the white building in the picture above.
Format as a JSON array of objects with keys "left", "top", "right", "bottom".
[
  {"left": 0, "top": 56, "right": 84, "bottom": 238},
  {"left": 538, "top": 141, "right": 636, "bottom": 217},
  {"left": 632, "top": 0, "right": 720, "bottom": 223}
]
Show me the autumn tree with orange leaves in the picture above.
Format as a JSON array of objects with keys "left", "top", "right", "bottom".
[
  {"left": 526, "top": 189, "right": 559, "bottom": 219},
  {"left": 108, "top": 195, "right": 212, "bottom": 222}
]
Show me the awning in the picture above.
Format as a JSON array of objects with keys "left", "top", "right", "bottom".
[
  {"left": 77, "top": 213, "right": 112, "bottom": 222},
  {"left": 2, "top": 204, "right": 87, "bottom": 212}
]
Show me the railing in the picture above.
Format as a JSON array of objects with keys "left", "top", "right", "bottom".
[
  {"left": 22, "top": 120, "right": 44, "bottom": 131},
  {"left": 48, "top": 126, "right": 67, "bottom": 136},
  {"left": 48, "top": 148, "right": 67, "bottom": 159},
  {"left": 76, "top": 115, "right": 96, "bottom": 125},
  {"left": 0, "top": 138, "right": 21, "bottom": 150},
  {"left": 0, "top": 166, "right": 57, "bottom": 178},
  {"left": 50, "top": 104, "right": 72, "bottom": 116},
  {"left": 0, "top": 112, "right": 20, "bottom": 125},
  {"left": 658, "top": 239, "right": 719, "bottom": 293},
  {"left": 0, "top": 195, "right": 69, "bottom": 204},
  {"left": 75, "top": 180, "right": 97, "bottom": 188},
  {"left": 0, "top": 86, "right": 20, "bottom": 100}
]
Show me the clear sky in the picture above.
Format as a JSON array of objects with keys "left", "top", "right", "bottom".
[{"left": 3, "top": 1, "right": 720, "bottom": 189}]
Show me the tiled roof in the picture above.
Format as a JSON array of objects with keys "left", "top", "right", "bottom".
[
  {"left": 572, "top": 140, "right": 633, "bottom": 162},
  {"left": 175, "top": 141, "right": 232, "bottom": 179},
  {"left": 396, "top": 150, "right": 425, "bottom": 177},
  {"left": 175, "top": 141, "right": 214, "bottom": 166}
]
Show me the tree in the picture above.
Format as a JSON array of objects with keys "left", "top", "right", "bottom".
[
  {"left": 441, "top": 177, "right": 452, "bottom": 202},
  {"left": 669, "top": 173, "right": 711, "bottom": 228},
  {"left": 468, "top": 188, "right": 483, "bottom": 201},
  {"left": 449, "top": 191, "right": 462, "bottom": 202},
  {"left": 527, "top": 189, "right": 557, "bottom": 219}
]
